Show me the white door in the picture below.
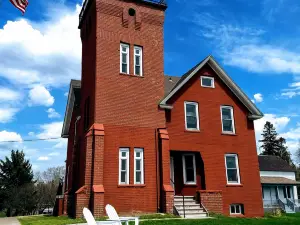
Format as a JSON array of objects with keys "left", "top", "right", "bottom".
[{"left": 170, "top": 157, "right": 174, "bottom": 188}]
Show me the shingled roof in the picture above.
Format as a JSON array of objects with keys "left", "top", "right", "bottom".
[{"left": 258, "top": 155, "right": 296, "bottom": 172}]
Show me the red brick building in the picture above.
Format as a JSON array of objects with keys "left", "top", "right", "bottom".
[{"left": 61, "top": 0, "right": 264, "bottom": 218}]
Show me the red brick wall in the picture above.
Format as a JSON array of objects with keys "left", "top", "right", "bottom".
[
  {"left": 199, "top": 190, "right": 223, "bottom": 214},
  {"left": 167, "top": 65, "right": 264, "bottom": 217}
]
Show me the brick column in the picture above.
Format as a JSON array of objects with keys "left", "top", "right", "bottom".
[
  {"left": 91, "top": 124, "right": 105, "bottom": 217},
  {"left": 159, "top": 129, "right": 174, "bottom": 214},
  {"left": 199, "top": 190, "right": 223, "bottom": 214},
  {"left": 75, "top": 186, "right": 89, "bottom": 218}
]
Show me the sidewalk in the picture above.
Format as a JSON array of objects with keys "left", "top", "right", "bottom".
[{"left": 0, "top": 217, "right": 21, "bottom": 225}]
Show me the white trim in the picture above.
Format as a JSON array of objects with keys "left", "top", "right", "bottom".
[
  {"left": 230, "top": 204, "right": 242, "bottom": 215},
  {"left": 134, "top": 148, "right": 144, "bottom": 184},
  {"left": 134, "top": 46, "right": 143, "bottom": 76},
  {"left": 221, "top": 105, "right": 235, "bottom": 134},
  {"left": 184, "top": 101, "right": 200, "bottom": 131},
  {"left": 170, "top": 156, "right": 174, "bottom": 188},
  {"left": 159, "top": 55, "right": 263, "bottom": 120},
  {"left": 120, "top": 43, "right": 129, "bottom": 74},
  {"left": 201, "top": 76, "right": 215, "bottom": 88},
  {"left": 182, "top": 154, "right": 196, "bottom": 185},
  {"left": 225, "top": 154, "right": 241, "bottom": 185},
  {"left": 119, "top": 148, "right": 129, "bottom": 185}
]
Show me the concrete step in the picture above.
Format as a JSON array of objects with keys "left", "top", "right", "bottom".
[
  {"left": 175, "top": 205, "right": 202, "bottom": 210},
  {"left": 174, "top": 198, "right": 196, "bottom": 203},
  {"left": 174, "top": 202, "right": 199, "bottom": 207},
  {"left": 183, "top": 214, "right": 208, "bottom": 219},
  {"left": 177, "top": 209, "right": 206, "bottom": 214}
]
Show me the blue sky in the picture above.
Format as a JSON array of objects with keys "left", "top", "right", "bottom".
[{"left": 0, "top": 0, "right": 300, "bottom": 171}]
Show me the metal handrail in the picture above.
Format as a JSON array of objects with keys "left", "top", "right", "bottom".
[
  {"left": 287, "top": 199, "right": 295, "bottom": 212},
  {"left": 170, "top": 179, "right": 185, "bottom": 218},
  {"left": 200, "top": 202, "right": 209, "bottom": 217}
]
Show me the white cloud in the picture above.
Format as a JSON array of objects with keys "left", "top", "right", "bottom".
[
  {"left": 48, "top": 152, "right": 60, "bottom": 156},
  {"left": 0, "top": 108, "right": 19, "bottom": 123},
  {"left": 0, "top": 88, "right": 21, "bottom": 102},
  {"left": 28, "top": 132, "right": 35, "bottom": 136},
  {"left": 28, "top": 85, "right": 54, "bottom": 107},
  {"left": 47, "top": 108, "right": 60, "bottom": 118},
  {"left": 37, "top": 121, "right": 63, "bottom": 139},
  {"left": 37, "top": 156, "right": 50, "bottom": 161},
  {"left": 0, "top": 130, "right": 22, "bottom": 142},
  {"left": 64, "top": 92, "right": 68, "bottom": 97},
  {"left": 253, "top": 93, "right": 263, "bottom": 103},
  {"left": 0, "top": 4, "right": 81, "bottom": 88}
]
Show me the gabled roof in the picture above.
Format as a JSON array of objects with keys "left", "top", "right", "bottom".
[
  {"left": 261, "top": 176, "right": 300, "bottom": 185},
  {"left": 164, "top": 75, "right": 181, "bottom": 95},
  {"left": 159, "top": 55, "right": 264, "bottom": 120},
  {"left": 61, "top": 80, "right": 81, "bottom": 138},
  {"left": 258, "top": 155, "right": 296, "bottom": 172}
]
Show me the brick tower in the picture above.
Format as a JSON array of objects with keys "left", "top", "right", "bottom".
[{"left": 72, "top": 0, "right": 168, "bottom": 218}]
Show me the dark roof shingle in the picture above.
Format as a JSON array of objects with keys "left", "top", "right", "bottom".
[{"left": 258, "top": 155, "right": 296, "bottom": 172}]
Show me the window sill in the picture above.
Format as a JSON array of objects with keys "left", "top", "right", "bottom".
[
  {"left": 118, "top": 184, "right": 146, "bottom": 188},
  {"left": 120, "top": 73, "right": 144, "bottom": 78},
  {"left": 226, "top": 184, "right": 243, "bottom": 187},
  {"left": 185, "top": 129, "right": 200, "bottom": 133},
  {"left": 222, "top": 132, "right": 237, "bottom": 136},
  {"left": 184, "top": 183, "right": 197, "bottom": 186}
]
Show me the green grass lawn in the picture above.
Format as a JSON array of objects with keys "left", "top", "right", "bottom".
[
  {"left": 0, "top": 211, "right": 5, "bottom": 218},
  {"left": 18, "top": 213, "right": 300, "bottom": 225}
]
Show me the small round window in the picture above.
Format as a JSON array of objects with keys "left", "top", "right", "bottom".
[{"left": 128, "top": 8, "right": 136, "bottom": 16}]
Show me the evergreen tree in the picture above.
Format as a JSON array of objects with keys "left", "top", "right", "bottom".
[
  {"left": 295, "top": 140, "right": 300, "bottom": 166},
  {"left": 277, "top": 137, "right": 292, "bottom": 165},
  {"left": 0, "top": 150, "right": 35, "bottom": 216},
  {"left": 259, "top": 121, "right": 279, "bottom": 155}
]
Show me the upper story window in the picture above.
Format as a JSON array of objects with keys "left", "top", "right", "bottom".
[
  {"left": 134, "top": 148, "right": 144, "bottom": 184},
  {"left": 225, "top": 154, "right": 241, "bottom": 184},
  {"left": 120, "top": 43, "right": 129, "bottom": 74},
  {"left": 221, "top": 106, "right": 235, "bottom": 134},
  {"left": 134, "top": 46, "right": 143, "bottom": 76},
  {"left": 184, "top": 102, "right": 199, "bottom": 131},
  {"left": 201, "top": 76, "right": 214, "bottom": 88},
  {"left": 119, "top": 148, "right": 129, "bottom": 185}
]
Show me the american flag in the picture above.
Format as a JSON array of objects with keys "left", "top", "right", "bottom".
[{"left": 9, "top": 0, "right": 29, "bottom": 14}]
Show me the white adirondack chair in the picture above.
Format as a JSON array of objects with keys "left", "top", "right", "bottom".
[
  {"left": 105, "top": 204, "right": 139, "bottom": 225},
  {"left": 83, "top": 207, "right": 119, "bottom": 225}
]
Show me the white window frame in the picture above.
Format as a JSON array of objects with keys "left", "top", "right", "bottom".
[
  {"left": 119, "top": 148, "right": 129, "bottom": 185},
  {"left": 182, "top": 154, "right": 196, "bottom": 185},
  {"left": 134, "top": 46, "right": 143, "bottom": 76},
  {"left": 184, "top": 101, "right": 200, "bottom": 131},
  {"left": 230, "top": 204, "right": 242, "bottom": 215},
  {"left": 225, "top": 154, "right": 241, "bottom": 185},
  {"left": 134, "top": 148, "right": 144, "bottom": 184},
  {"left": 120, "top": 43, "right": 129, "bottom": 74},
  {"left": 220, "top": 105, "right": 235, "bottom": 134},
  {"left": 201, "top": 76, "right": 215, "bottom": 88}
]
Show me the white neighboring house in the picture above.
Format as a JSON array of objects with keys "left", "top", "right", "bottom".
[{"left": 259, "top": 155, "right": 300, "bottom": 213}]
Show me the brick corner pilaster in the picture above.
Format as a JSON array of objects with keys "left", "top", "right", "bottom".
[
  {"left": 163, "top": 184, "right": 174, "bottom": 214},
  {"left": 92, "top": 185, "right": 105, "bottom": 217},
  {"left": 75, "top": 186, "right": 89, "bottom": 218}
]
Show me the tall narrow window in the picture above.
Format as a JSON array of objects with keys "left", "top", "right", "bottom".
[
  {"left": 119, "top": 148, "right": 129, "bottom": 184},
  {"left": 134, "top": 148, "right": 144, "bottom": 184},
  {"left": 134, "top": 46, "right": 143, "bottom": 76},
  {"left": 184, "top": 102, "right": 199, "bottom": 131},
  {"left": 225, "top": 154, "right": 241, "bottom": 184},
  {"left": 221, "top": 106, "right": 235, "bottom": 133},
  {"left": 182, "top": 154, "right": 196, "bottom": 185},
  {"left": 120, "top": 43, "right": 129, "bottom": 74}
]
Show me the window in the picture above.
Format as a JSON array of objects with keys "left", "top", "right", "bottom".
[
  {"left": 182, "top": 154, "right": 196, "bottom": 185},
  {"left": 134, "top": 148, "right": 144, "bottom": 184},
  {"left": 225, "top": 154, "right": 240, "bottom": 184},
  {"left": 84, "top": 97, "right": 90, "bottom": 130},
  {"left": 221, "top": 106, "right": 235, "bottom": 133},
  {"left": 134, "top": 46, "right": 143, "bottom": 76},
  {"left": 119, "top": 148, "right": 129, "bottom": 184},
  {"left": 120, "top": 43, "right": 129, "bottom": 74},
  {"left": 201, "top": 76, "right": 214, "bottom": 88},
  {"left": 230, "top": 204, "right": 243, "bottom": 215},
  {"left": 184, "top": 102, "right": 199, "bottom": 130}
]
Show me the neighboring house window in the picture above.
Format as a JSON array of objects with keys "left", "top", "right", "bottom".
[
  {"left": 120, "top": 43, "right": 129, "bottom": 74},
  {"left": 84, "top": 97, "right": 90, "bottom": 130},
  {"left": 184, "top": 102, "right": 199, "bottom": 130},
  {"left": 134, "top": 46, "right": 143, "bottom": 76},
  {"left": 201, "top": 76, "right": 214, "bottom": 88},
  {"left": 221, "top": 106, "right": 235, "bottom": 133},
  {"left": 287, "top": 186, "right": 291, "bottom": 198},
  {"left": 230, "top": 204, "right": 243, "bottom": 215},
  {"left": 182, "top": 154, "right": 196, "bottom": 185},
  {"left": 134, "top": 148, "right": 144, "bottom": 184},
  {"left": 225, "top": 154, "right": 240, "bottom": 184},
  {"left": 119, "top": 148, "right": 129, "bottom": 184}
]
